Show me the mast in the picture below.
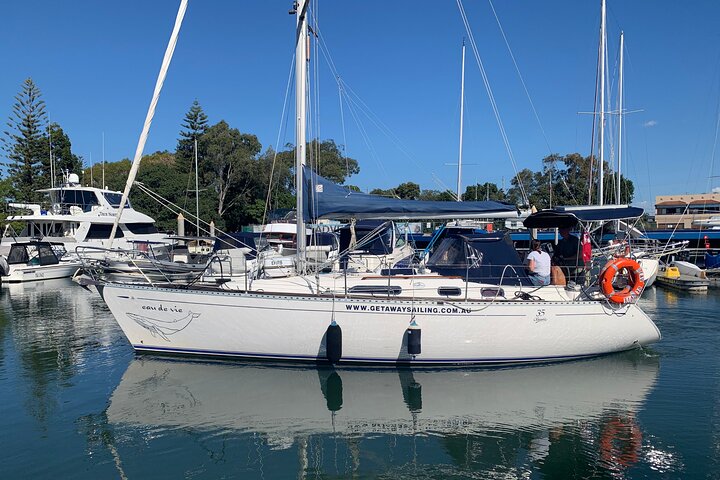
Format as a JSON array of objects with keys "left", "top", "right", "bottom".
[
  {"left": 617, "top": 31, "right": 624, "bottom": 204},
  {"left": 295, "top": 0, "right": 309, "bottom": 270},
  {"left": 194, "top": 138, "right": 200, "bottom": 235},
  {"left": 48, "top": 126, "right": 54, "bottom": 188},
  {"left": 456, "top": 39, "right": 466, "bottom": 202},
  {"left": 598, "top": 0, "right": 606, "bottom": 206}
]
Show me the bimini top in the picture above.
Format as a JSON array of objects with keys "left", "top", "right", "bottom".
[
  {"left": 302, "top": 167, "right": 518, "bottom": 221},
  {"left": 523, "top": 205, "right": 645, "bottom": 229}
]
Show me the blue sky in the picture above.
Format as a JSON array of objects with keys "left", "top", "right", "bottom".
[{"left": 2, "top": 1, "right": 720, "bottom": 211}]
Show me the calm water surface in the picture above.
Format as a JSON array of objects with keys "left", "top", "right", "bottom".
[{"left": 0, "top": 279, "right": 718, "bottom": 479}]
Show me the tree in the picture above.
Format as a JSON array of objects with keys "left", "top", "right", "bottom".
[
  {"left": 462, "top": 182, "right": 505, "bottom": 202},
  {"left": 277, "top": 139, "right": 360, "bottom": 185},
  {"left": 175, "top": 99, "right": 208, "bottom": 174},
  {"left": 40, "top": 122, "right": 83, "bottom": 188},
  {"left": 199, "top": 120, "right": 262, "bottom": 219},
  {"left": 2, "top": 78, "right": 48, "bottom": 201},
  {"left": 308, "top": 139, "right": 359, "bottom": 183},
  {"left": 419, "top": 189, "right": 455, "bottom": 201},
  {"left": 395, "top": 182, "right": 420, "bottom": 200},
  {"left": 502, "top": 153, "right": 635, "bottom": 209}
]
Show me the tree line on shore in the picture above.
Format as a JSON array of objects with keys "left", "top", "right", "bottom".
[{"left": 1, "top": 78, "right": 634, "bottom": 232}]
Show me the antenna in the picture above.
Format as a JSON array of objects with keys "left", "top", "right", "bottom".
[
  {"left": 90, "top": 152, "right": 94, "bottom": 187},
  {"left": 102, "top": 132, "right": 106, "bottom": 189}
]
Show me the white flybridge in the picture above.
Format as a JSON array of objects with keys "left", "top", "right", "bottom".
[
  {"left": 94, "top": 1, "right": 660, "bottom": 366},
  {"left": 0, "top": 172, "right": 168, "bottom": 256}
]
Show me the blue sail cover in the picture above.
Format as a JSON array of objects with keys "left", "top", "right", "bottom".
[{"left": 302, "top": 167, "right": 518, "bottom": 221}]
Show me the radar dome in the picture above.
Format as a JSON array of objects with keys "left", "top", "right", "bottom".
[{"left": 67, "top": 173, "right": 80, "bottom": 184}]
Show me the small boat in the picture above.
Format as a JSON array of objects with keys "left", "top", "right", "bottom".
[
  {"left": 655, "top": 261, "right": 709, "bottom": 292},
  {"left": 0, "top": 241, "right": 81, "bottom": 283}
]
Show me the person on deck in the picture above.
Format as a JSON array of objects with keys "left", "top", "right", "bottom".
[
  {"left": 553, "top": 227, "right": 583, "bottom": 282},
  {"left": 526, "top": 240, "right": 551, "bottom": 286}
]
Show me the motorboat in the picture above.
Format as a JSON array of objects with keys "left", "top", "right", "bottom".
[
  {"left": 0, "top": 241, "right": 81, "bottom": 283},
  {"left": 656, "top": 260, "right": 710, "bottom": 292},
  {"left": 1, "top": 172, "right": 169, "bottom": 257}
]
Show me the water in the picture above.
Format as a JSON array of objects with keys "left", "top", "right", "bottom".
[{"left": 0, "top": 279, "right": 717, "bottom": 479}]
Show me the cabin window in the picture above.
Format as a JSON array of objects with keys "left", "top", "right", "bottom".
[
  {"left": 36, "top": 244, "right": 59, "bottom": 265},
  {"left": 348, "top": 285, "right": 402, "bottom": 296},
  {"left": 125, "top": 223, "right": 158, "bottom": 235},
  {"left": 103, "top": 193, "right": 131, "bottom": 208},
  {"left": 86, "top": 224, "right": 124, "bottom": 239},
  {"left": 481, "top": 287, "right": 505, "bottom": 298},
  {"left": 437, "top": 286, "right": 462, "bottom": 297},
  {"left": 54, "top": 190, "right": 100, "bottom": 212},
  {"left": 7, "top": 246, "right": 29, "bottom": 264}
]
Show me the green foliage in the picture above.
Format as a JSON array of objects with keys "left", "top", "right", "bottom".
[
  {"left": 175, "top": 99, "right": 208, "bottom": 174},
  {"left": 2, "top": 78, "right": 47, "bottom": 202},
  {"left": 504, "top": 153, "right": 634, "bottom": 209},
  {"left": 200, "top": 120, "right": 262, "bottom": 221},
  {"left": 276, "top": 139, "right": 359, "bottom": 185},
  {"left": 82, "top": 158, "right": 131, "bottom": 191},
  {"left": 40, "top": 123, "right": 83, "bottom": 188},
  {"left": 419, "top": 189, "right": 456, "bottom": 201},
  {"left": 463, "top": 182, "right": 505, "bottom": 202}
]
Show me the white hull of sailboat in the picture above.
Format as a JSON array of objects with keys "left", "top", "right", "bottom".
[{"left": 100, "top": 283, "right": 661, "bottom": 365}]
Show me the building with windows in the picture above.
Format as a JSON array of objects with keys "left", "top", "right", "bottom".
[{"left": 654, "top": 193, "right": 720, "bottom": 229}]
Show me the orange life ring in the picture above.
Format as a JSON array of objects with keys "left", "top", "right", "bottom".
[{"left": 599, "top": 258, "right": 645, "bottom": 304}]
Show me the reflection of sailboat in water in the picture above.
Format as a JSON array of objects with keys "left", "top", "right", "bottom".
[{"left": 105, "top": 353, "right": 660, "bottom": 474}]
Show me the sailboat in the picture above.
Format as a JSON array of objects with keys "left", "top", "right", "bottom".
[{"left": 93, "top": 1, "right": 660, "bottom": 366}]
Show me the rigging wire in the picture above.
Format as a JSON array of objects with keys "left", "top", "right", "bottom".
[
  {"left": 337, "top": 77, "right": 350, "bottom": 179},
  {"left": 487, "top": 0, "right": 553, "bottom": 155},
  {"left": 311, "top": 20, "right": 456, "bottom": 194},
  {"left": 456, "top": 0, "right": 529, "bottom": 205},
  {"left": 260, "top": 53, "right": 297, "bottom": 238}
]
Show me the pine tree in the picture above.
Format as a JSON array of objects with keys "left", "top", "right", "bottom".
[
  {"left": 175, "top": 99, "right": 208, "bottom": 173},
  {"left": 1, "top": 78, "right": 48, "bottom": 201}
]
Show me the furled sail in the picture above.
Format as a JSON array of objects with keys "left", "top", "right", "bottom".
[{"left": 302, "top": 167, "right": 518, "bottom": 221}]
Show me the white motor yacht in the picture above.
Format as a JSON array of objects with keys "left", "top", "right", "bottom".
[{"left": 1, "top": 173, "right": 169, "bottom": 257}]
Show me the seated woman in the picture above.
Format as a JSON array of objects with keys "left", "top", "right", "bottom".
[{"left": 526, "top": 240, "right": 551, "bottom": 286}]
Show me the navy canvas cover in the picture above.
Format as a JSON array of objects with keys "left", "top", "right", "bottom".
[
  {"left": 523, "top": 205, "right": 644, "bottom": 229},
  {"left": 303, "top": 167, "right": 517, "bottom": 221},
  {"left": 427, "top": 232, "right": 532, "bottom": 286}
]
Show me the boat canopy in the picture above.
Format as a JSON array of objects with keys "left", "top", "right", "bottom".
[
  {"left": 523, "top": 205, "right": 645, "bottom": 229},
  {"left": 302, "top": 167, "right": 518, "bottom": 221},
  {"left": 426, "top": 232, "right": 532, "bottom": 286}
]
